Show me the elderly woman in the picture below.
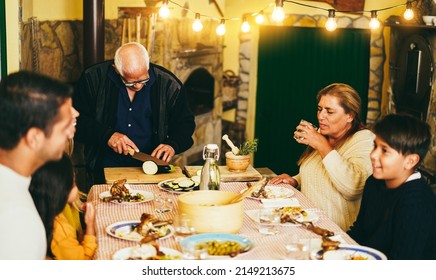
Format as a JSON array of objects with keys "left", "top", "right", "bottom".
[{"left": 270, "top": 83, "right": 375, "bottom": 231}]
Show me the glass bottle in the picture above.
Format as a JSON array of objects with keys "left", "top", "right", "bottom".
[{"left": 199, "top": 144, "right": 220, "bottom": 190}]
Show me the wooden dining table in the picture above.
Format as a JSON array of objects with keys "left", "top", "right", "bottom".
[{"left": 87, "top": 180, "right": 357, "bottom": 260}]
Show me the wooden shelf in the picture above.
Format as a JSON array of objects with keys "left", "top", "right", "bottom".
[{"left": 385, "top": 22, "right": 436, "bottom": 30}]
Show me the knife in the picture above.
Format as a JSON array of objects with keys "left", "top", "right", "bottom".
[{"left": 127, "top": 146, "right": 169, "bottom": 166}]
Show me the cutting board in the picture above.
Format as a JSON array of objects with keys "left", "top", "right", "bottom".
[
  {"left": 184, "top": 165, "right": 263, "bottom": 182},
  {"left": 104, "top": 166, "right": 185, "bottom": 184}
]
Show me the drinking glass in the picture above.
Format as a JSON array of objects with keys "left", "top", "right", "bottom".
[
  {"left": 153, "top": 193, "right": 173, "bottom": 214},
  {"left": 294, "top": 119, "right": 317, "bottom": 141},
  {"left": 284, "top": 236, "right": 310, "bottom": 260},
  {"left": 174, "top": 213, "right": 196, "bottom": 244},
  {"left": 258, "top": 208, "right": 281, "bottom": 235},
  {"left": 181, "top": 241, "right": 209, "bottom": 260}
]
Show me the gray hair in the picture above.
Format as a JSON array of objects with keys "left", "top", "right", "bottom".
[{"left": 114, "top": 42, "right": 150, "bottom": 76}]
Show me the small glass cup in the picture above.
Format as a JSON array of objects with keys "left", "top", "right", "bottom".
[
  {"left": 174, "top": 213, "right": 196, "bottom": 244},
  {"left": 284, "top": 236, "right": 310, "bottom": 260},
  {"left": 153, "top": 193, "right": 173, "bottom": 214},
  {"left": 258, "top": 208, "right": 281, "bottom": 235},
  {"left": 181, "top": 241, "right": 209, "bottom": 260},
  {"left": 294, "top": 119, "right": 317, "bottom": 141}
]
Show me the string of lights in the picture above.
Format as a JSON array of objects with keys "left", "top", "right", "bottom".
[{"left": 157, "top": 0, "right": 419, "bottom": 34}]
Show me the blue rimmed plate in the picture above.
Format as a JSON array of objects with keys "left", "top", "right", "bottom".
[
  {"left": 310, "top": 245, "right": 387, "bottom": 260},
  {"left": 180, "top": 233, "right": 254, "bottom": 257},
  {"left": 105, "top": 220, "right": 174, "bottom": 242}
]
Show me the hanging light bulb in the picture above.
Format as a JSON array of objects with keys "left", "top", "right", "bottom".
[
  {"left": 255, "top": 11, "right": 265, "bottom": 25},
  {"left": 369, "top": 10, "right": 381, "bottom": 30},
  {"left": 403, "top": 1, "right": 414, "bottom": 20},
  {"left": 159, "top": 0, "right": 170, "bottom": 19},
  {"left": 192, "top": 13, "right": 203, "bottom": 32},
  {"left": 272, "top": 0, "right": 285, "bottom": 23},
  {"left": 325, "top": 9, "right": 337, "bottom": 31},
  {"left": 216, "top": 19, "right": 226, "bottom": 36},
  {"left": 241, "top": 16, "right": 251, "bottom": 33}
]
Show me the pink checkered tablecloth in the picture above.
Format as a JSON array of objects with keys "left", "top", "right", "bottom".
[{"left": 88, "top": 182, "right": 357, "bottom": 260}]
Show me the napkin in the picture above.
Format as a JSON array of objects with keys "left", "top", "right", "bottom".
[{"left": 261, "top": 198, "right": 300, "bottom": 208}]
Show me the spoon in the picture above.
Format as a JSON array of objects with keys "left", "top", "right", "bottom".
[{"left": 222, "top": 134, "right": 240, "bottom": 155}]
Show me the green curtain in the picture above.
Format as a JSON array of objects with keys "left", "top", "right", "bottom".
[{"left": 254, "top": 26, "right": 370, "bottom": 176}]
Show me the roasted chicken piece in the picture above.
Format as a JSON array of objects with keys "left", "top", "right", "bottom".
[
  {"left": 134, "top": 213, "right": 173, "bottom": 237},
  {"left": 109, "top": 178, "right": 130, "bottom": 198},
  {"left": 306, "top": 223, "right": 334, "bottom": 237},
  {"left": 321, "top": 236, "right": 341, "bottom": 252},
  {"left": 249, "top": 177, "right": 268, "bottom": 198}
]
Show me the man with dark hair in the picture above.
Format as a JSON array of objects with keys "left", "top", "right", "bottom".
[
  {"left": 0, "top": 71, "right": 79, "bottom": 259},
  {"left": 74, "top": 42, "right": 195, "bottom": 189}
]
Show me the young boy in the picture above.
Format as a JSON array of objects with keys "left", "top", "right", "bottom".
[{"left": 347, "top": 113, "right": 436, "bottom": 260}]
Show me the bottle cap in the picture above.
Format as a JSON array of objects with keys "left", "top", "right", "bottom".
[{"left": 206, "top": 144, "right": 219, "bottom": 150}]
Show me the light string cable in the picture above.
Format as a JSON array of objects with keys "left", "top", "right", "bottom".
[{"left": 163, "top": 0, "right": 420, "bottom": 33}]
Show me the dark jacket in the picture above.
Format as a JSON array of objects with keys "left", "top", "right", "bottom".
[{"left": 73, "top": 60, "right": 195, "bottom": 172}]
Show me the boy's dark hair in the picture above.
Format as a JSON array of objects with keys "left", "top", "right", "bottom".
[
  {"left": 0, "top": 71, "right": 72, "bottom": 150},
  {"left": 373, "top": 113, "right": 431, "bottom": 164}
]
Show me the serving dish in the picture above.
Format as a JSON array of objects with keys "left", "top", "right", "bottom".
[
  {"left": 180, "top": 233, "right": 254, "bottom": 258},
  {"left": 178, "top": 191, "right": 243, "bottom": 233}
]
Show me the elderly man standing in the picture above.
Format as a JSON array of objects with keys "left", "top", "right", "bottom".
[
  {"left": 74, "top": 42, "right": 195, "bottom": 190},
  {"left": 0, "top": 71, "right": 79, "bottom": 259}
]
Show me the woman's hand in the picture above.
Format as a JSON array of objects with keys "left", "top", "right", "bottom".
[
  {"left": 269, "top": 173, "right": 298, "bottom": 187},
  {"left": 294, "top": 120, "right": 332, "bottom": 157}
]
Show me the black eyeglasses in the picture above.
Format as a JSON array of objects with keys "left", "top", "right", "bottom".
[{"left": 120, "top": 76, "right": 150, "bottom": 87}]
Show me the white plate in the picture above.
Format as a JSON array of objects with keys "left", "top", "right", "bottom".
[
  {"left": 245, "top": 208, "right": 319, "bottom": 226},
  {"left": 106, "top": 220, "right": 175, "bottom": 242},
  {"left": 158, "top": 178, "right": 199, "bottom": 194},
  {"left": 310, "top": 245, "right": 387, "bottom": 260},
  {"left": 242, "top": 185, "right": 294, "bottom": 200},
  {"left": 99, "top": 190, "right": 154, "bottom": 204},
  {"left": 112, "top": 245, "right": 182, "bottom": 260}
]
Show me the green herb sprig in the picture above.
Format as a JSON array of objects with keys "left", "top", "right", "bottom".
[{"left": 237, "top": 138, "right": 258, "bottom": 155}]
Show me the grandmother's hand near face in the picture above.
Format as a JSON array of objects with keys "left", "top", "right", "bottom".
[{"left": 294, "top": 120, "right": 332, "bottom": 158}]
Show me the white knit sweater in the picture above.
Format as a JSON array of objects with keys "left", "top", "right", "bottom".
[{"left": 294, "top": 129, "right": 375, "bottom": 231}]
